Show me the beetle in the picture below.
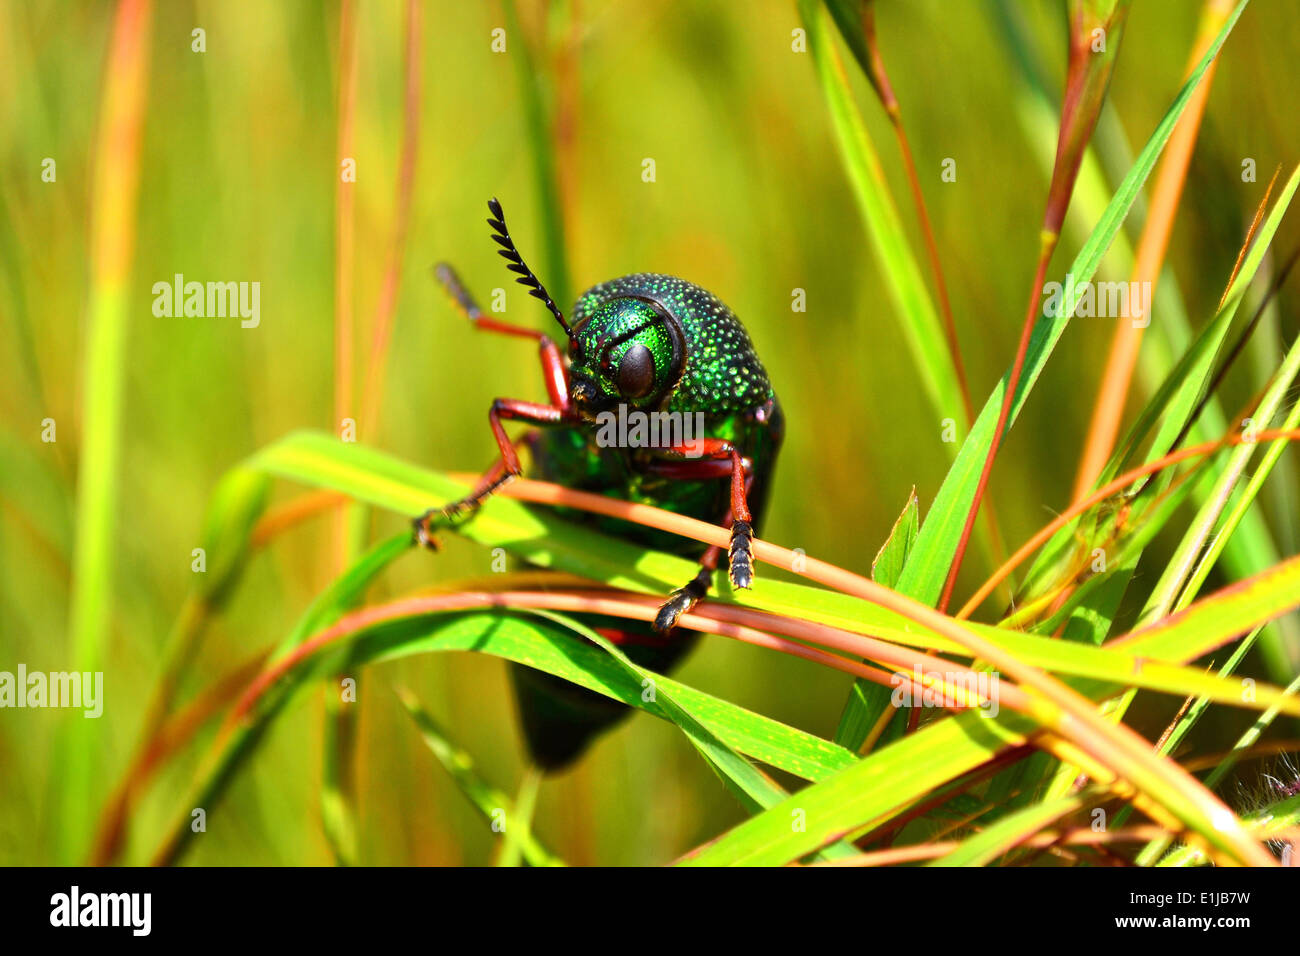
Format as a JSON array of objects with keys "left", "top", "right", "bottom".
[{"left": 415, "top": 198, "right": 783, "bottom": 768}]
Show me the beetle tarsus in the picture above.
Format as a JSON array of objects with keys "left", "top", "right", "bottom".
[
  {"left": 412, "top": 509, "right": 443, "bottom": 550},
  {"left": 728, "top": 520, "right": 754, "bottom": 589},
  {"left": 412, "top": 474, "right": 519, "bottom": 550},
  {"left": 654, "top": 568, "right": 711, "bottom": 632}
]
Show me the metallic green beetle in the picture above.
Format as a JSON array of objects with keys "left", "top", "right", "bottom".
[{"left": 416, "top": 198, "right": 783, "bottom": 768}]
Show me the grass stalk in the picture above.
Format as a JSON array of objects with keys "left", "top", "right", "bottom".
[
  {"left": 1072, "top": 0, "right": 1235, "bottom": 497},
  {"left": 60, "top": 0, "right": 152, "bottom": 865}
]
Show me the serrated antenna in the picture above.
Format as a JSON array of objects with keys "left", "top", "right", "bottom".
[{"left": 486, "top": 197, "right": 573, "bottom": 339}]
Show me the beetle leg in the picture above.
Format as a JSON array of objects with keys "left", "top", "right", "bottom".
[
  {"left": 654, "top": 470, "right": 757, "bottom": 631},
  {"left": 644, "top": 440, "right": 755, "bottom": 590},
  {"left": 435, "top": 262, "right": 572, "bottom": 409},
  {"left": 654, "top": 545, "right": 722, "bottom": 632},
  {"left": 413, "top": 398, "right": 569, "bottom": 549}
]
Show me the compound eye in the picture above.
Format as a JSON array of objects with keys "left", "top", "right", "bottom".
[{"left": 617, "top": 343, "right": 656, "bottom": 398}]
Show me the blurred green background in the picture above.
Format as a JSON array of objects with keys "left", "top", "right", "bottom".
[{"left": 2, "top": 0, "right": 1298, "bottom": 865}]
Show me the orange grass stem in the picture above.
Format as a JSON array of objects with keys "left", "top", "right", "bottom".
[
  {"left": 359, "top": 0, "right": 422, "bottom": 437},
  {"left": 858, "top": 5, "right": 973, "bottom": 424},
  {"left": 1073, "top": 0, "right": 1266, "bottom": 502},
  {"left": 331, "top": 0, "right": 359, "bottom": 571},
  {"left": 464, "top": 484, "right": 1274, "bottom": 863},
  {"left": 810, "top": 824, "right": 1206, "bottom": 867},
  {"left": 222, "top": 589, "right": 1019, "bottom": 738},
  {"left": 958, "top": 428, "right": 1300, "bottom": 619}
]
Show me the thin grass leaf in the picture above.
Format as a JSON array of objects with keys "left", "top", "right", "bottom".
[
  {"left": 798, "top": 0, "right": 969, "bottom": 431},
  {"left": 501, "top": 0, "right": 571, "bottom": 310},
  {"left": 927, "top": 792, "right": 1085, "bottom": 867},
  {"left": 679, "top": 708, "right": 1037, "bottom": 866},
  {"left": 528, "top": 609, "right": 789, "bottom": 814},
  {"left": 1017, "top": 163, "right": 1299, "bottom": 644},
  {"left": 1143, "top": 313, "right": 1300, "bottom": 625},
  {"left": 835, "top": 486, "right": 917, "bottom": 748},
  {"left": 894, "top": 0, "right": 1250, "bottom": 609},
  {"left": 1008, "top": 67, "right": 1296, "bottom": 668},
  {"left": 154, "top": 532, "right": 411, "bottom": 865},
  {"left": 1158, "top": 792, "right": 1300, "bottom": 867},
  {"left": 497, "top": 768, "right": 542, "bottom": 867},
  {"left": 59, "top": 0, "right": 152, "bottom": 864},
  {"left": 394, "top": 687, "right": 563, "bottom": 867},
  {"left": 246, "top": 432, "right": 1300, "bottom": 716}
]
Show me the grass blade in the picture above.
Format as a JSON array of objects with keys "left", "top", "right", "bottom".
[
  {"left": 60, "top": 0, "right": 152, "bottom": 864},
  {"left": 395, "top": 686, "right": 563, "bottom": 867},
  {"left": 895, "top": 0, "right": 1250, "bottom": 608}
]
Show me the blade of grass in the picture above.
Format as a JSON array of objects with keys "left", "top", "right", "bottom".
[
  {"left": 927, "top": 792, "right": 1086, "bottom": 867},
  {"left": 823, "top": 0, "right": 974, "bottom": 422},
  {"left": 496, "top": 768, "right": 542, "bottom": 867},
  {"left": 1073, "top": 0, "right": 1236, "bottom": 495},
  {"left": 152, "top": 532, "right": 410, "bottom": 865},
  {"left": 937, "top": 0, "right": 1134, "bottom": 612},
  {"left": 392, "top": 686, "right": 561, "bottom": 868},
  {"left": 834, "top": 487, "right": 917, "bottom": 749},
  {"left": 501, "top": 0, "right": 570, "bottom": 310},
  {"left": 250, "top": 431, "right": 1300, "bottom": 714},
  {"left": 324, "top": 0, "right": 363, "bottom": 868},
  {"left": 88, "top": 466, "right": 270, "bottom": 864},
  {"left": 1007, "top": 163, "right": 1298, "bottom": 644},
  {"left": 159, "top": 543, "right": 1300, "bottom": 868},
  {"left": 58, "top": 0, "right": 152, "bottom": 865},
  {"left": 798, "top": 0, "right": 970, "bottom": 432},
  {"left": 1158, "top": 793, "right": 1300, "bottom": 866},
  {"left": 1035, "top": 170, "right": 1300, "bottom": 804},
  {"left": 895, "top": 0, "right": 1249, "bottom": 611},
  {"left": 1140, "top": 301, "right": 1300, "bottom": 627},
  {"left": 153, "top": 602, "right": 859, "bottom": 864},
  {"left": 394, "top": 686, "right": 563, "bottom": 867},
  {"left": 532, "top": 609, "right": 790, "bottom": 814},
  {"left": 358, "top": 0, "right": 421, "bottom": 439},
  {"left": 994, "top": 73, "right": 1294, "bottom": 665}
]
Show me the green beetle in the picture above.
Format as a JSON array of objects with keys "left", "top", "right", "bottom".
[{"left": 416, "top": 198, "right": 783, "bottom": 768}]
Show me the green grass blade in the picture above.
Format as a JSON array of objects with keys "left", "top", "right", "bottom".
[
  {"left": 1157, "top": 792, "right": 1300, "bottom": 867},
  {"left": 501, "top": 0, "right": 570, "bottom": 310},
  {"left": 246, "top": 432, "right": 1300, "bottom": 716},
  {"left": 1008, "top": 33, "right": 1294, "bottom": 665},
  {"left": 834, "top": 487, "right": 917, "bottom": 748},
  {"left": 1142, "top": 293, "right": 1300, "bottom": 624},
  {"left": 799, "top": 0, "right": 968, "bottom": 430},
  {"left": 155, "top": 532, "right": 411, "bottom": 864},
  {"left": 395, "top": 686, "right": 563, "bottom": 867},
  {"left": 528, "top": 609, "right": 790, "bottom": 813},
  {"left": 894, "top": 0, "right": 1250, "bottom": 609},
  {"left": 680, "top": 708, "right": 1036, "bottom": 866},
  {"left": 927, "top": 793, "right": 1085, "bottom": 867},
  {"left": 59, "top": 0, "right": 153, "bottom": 863}
]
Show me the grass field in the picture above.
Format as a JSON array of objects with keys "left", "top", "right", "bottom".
[{"left": 2, "top": 0, "right": 1300, "bottom": 866}]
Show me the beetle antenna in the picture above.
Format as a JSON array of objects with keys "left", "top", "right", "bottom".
[{"left": 486, "top": 197, "right": 573, "bottom": 339}]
